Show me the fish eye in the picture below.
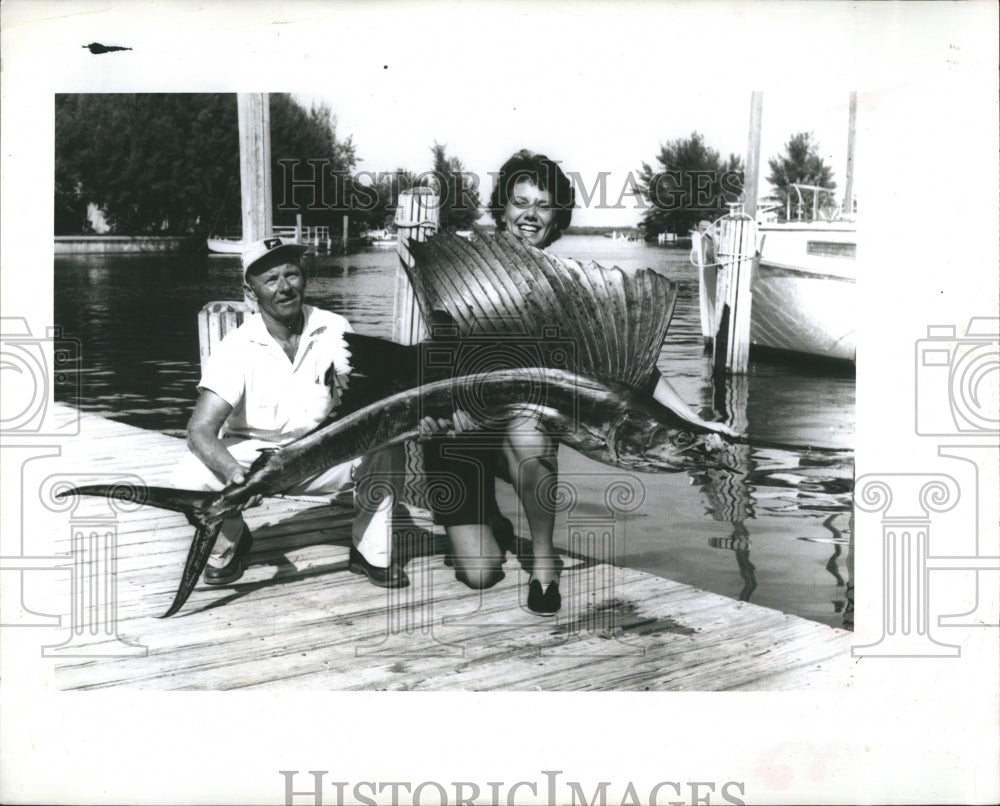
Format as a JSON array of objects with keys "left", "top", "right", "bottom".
[{"left": 672, "top": 431, "right": 695, "bottom": 448}]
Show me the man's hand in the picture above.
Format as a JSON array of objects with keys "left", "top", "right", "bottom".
[
  {"left": 417, "top": 409, "right": 477, "bottom": 440},
  {"left": 226, "top": 468, "right": 263, "bottom": 510}
]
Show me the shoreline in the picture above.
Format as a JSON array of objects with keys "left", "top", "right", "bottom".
[{"left": 54, "top": 235, "right": 204, "bottom": 254}]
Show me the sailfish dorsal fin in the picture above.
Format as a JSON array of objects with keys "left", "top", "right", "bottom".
[{"left": 407, "top": 230, "right": 678, "bottom": 389}]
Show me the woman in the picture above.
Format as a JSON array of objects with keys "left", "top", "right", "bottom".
[
  {"left": 423, "top": 149, "right": 725, "bottom": 615},
  {"left": 420, "top": 150, "right": 572, "bottom": 614}
]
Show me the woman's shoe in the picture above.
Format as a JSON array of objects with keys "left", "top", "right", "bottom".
[{"left": 527, "top": 578, "right": 561, "bottom": 616}]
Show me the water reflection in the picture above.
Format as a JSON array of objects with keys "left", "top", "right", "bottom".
[{"left": 690, "top": 367, "right": 854, "bottom": 628}]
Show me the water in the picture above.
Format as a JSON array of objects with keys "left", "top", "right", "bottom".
[{"left": 54, "top": 235, "right": 854, "bottom": 628}]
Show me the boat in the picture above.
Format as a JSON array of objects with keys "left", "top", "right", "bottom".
[
  {"left": 206, "top": 225, "right": 329, "bottom": 255},
  {"left": 693, "top": 184, "right": 856, "bottom": 364},
  {"left": 205, "top": 236, "right": 246, "bottom": 254},
  {"left": 363, "top": 228, "right": 398, "bottom": 247}
]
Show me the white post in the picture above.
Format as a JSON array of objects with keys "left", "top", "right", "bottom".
[
  {"left": 713, "top": 211, "right": 757, "bottom": 374},
  {"left": 711, "top": 93, "right": 764, "bottom": 375},
  {"left": 743, "top": 92, "right": 763, "bottom": 219},
  {"left": 236, "top": 93, "right": 272, "bottom": 244},
  {"left": 392, "top": 188, "right": 439, "bottom": 345},
  {"left": 198, "top": 93, "right": 270, "bottom": 365}
]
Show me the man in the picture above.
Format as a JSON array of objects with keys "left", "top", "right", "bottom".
[{"left": 173, "top": 237, "right": 408, "bottom": 588}]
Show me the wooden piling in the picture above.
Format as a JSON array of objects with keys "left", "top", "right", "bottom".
[
  {"left": 236, "top": 93, "right": 272, "bottom": 244},
  {"left": 712, "top": 212, "right": 757, "bottom": 375},
  {"left": 711, "top": 93, "right": 763, "bottom": 375},
  {"left": 392, "top": 188, "right": 439, "bottom": 345},
  {"left": 197, "top": 92, "right": 270, "bottom": 366}
]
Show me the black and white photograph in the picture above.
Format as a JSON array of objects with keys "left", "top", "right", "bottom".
[{"left": 2, "top": 1, "right": 998, "bottom": 804}]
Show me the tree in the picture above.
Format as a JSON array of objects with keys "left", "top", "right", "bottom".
[
  {"left": 270, "top": 94, "right": 356, "bottom": 229},
  {"left": 54, "top": 93, "right": 357, "bottom": 235},
  {"left": 430, "top": 142, "right": 481, "bottom": 231},
  {"left": 766, "top": 132, "right": 836, "bottom": 221},
  {"left": 54, "top": 94, "right": 242, "bottom": 235},
  {"left": 637, "top": 132, "right": 744, "bottom": 239},
  {"left": 350, "top": 168, "right": 415, "bottom": 230}
]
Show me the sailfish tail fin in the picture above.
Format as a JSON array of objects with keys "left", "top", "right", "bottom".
[{"left": 161, "top": 521, "right": 224, "bottom": 618}]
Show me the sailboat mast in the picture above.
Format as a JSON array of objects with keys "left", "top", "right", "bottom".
[{"left": 843, "top": 92, "right": 857, "bottom": 216}]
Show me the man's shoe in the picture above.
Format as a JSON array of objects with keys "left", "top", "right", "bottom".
[
  {"left": 202, "top": 527, "right": 254, "bottom": 586},
  {"left": 349, "top": 547, "right": 410, "bottom": 588}
]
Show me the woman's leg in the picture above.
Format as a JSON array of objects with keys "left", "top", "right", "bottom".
[
  {"left": 502, "top": 416, "right": 560, "bottom": 587},
  {"left": 444, "top": 523, "right": 505, "bottom": 590},
  {"left": 423, "top": 435, "right": 505, "bottom": 590}
]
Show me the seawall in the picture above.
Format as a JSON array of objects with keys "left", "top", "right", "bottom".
[{"left": 54, "top": 235, "right": 203, "bottom": 254}]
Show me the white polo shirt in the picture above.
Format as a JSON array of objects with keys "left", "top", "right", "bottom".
[{"left": 199, "top": 304, "right": 353, "bottom": 444}]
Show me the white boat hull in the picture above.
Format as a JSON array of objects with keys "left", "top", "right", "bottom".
[
  {"left": 206, "top": 237, "right": 246, "bottom": 254},
  {"left": 696, "top": 222, "right": 856, "bottom": 363},
  {"left": 751, "top": 261, "right": 855, "bottom": 361},
  {"left": 206, "top": 235, "right": 309, "bottom": 255}
]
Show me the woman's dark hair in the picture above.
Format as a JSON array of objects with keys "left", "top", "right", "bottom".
[{"left": 489, "top": 149, "right": 575, "bottom": 242}]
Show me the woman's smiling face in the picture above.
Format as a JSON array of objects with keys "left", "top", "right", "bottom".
[{"left": 502, "top": 178, "right": 559, "bottom": 248}]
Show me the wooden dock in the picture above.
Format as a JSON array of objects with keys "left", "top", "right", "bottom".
[{"left": 45, "top": 404, "right": 854, "bottom": 690}]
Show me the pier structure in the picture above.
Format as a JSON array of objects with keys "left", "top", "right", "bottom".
[{"left": 40, "top": 404, "right": 853, "bottom": 690}]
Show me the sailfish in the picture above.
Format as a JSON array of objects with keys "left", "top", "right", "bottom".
[{"left": 60, "top": 231, "right": 745, "bottom": 617}]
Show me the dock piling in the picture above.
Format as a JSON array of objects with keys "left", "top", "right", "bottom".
[
  {"left": 712, "top": 209, "right": 758, "bottom": 375},
  {"left": 392, "top": 188, "right": 439, "bottom": 345}
]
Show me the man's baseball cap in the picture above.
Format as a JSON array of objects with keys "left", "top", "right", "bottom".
[{"left": 241, "top": 237, "right": 309, "bottom": 277}]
